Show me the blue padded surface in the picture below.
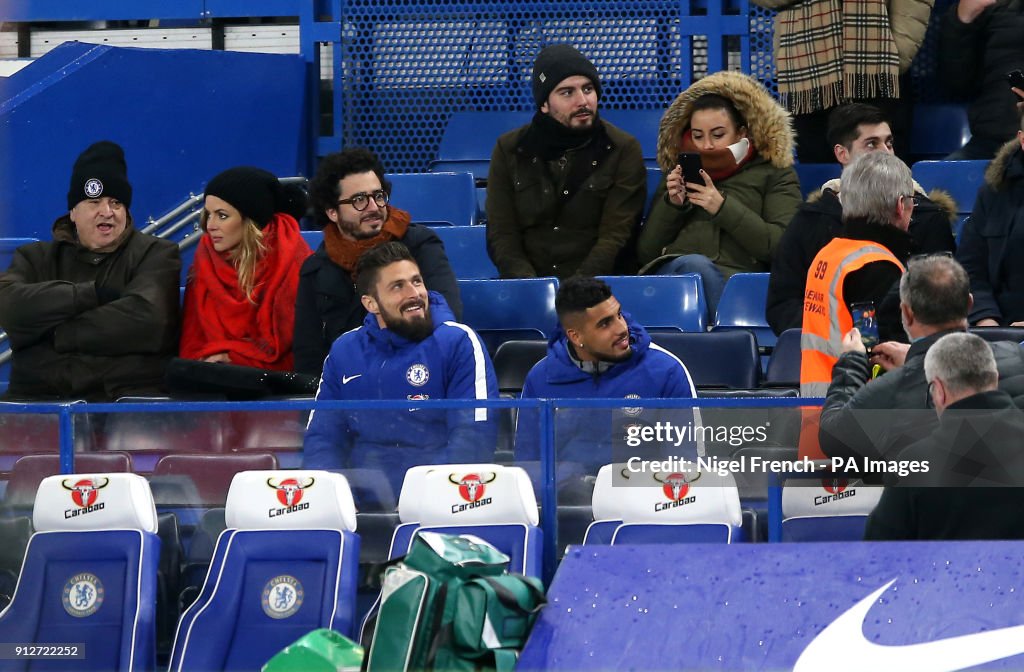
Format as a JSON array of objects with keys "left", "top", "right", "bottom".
[
  {"left": 793, "top": 163, "right": 842, "bottom": 198},
  {"left": 387, "top": 172, "right": 478, "bottom": 227},
  {"left": 432, "top": 226, "right": 498, "bottom": 279},
  {"left": 582, "top": 520, "right": 621, "bottom": 546},
  {"left": 458, "top": 278, "right": 558, "bottom": 353},
  {"left": 712, "top": 272, "right": 775, "bottom": 351},
  {"left": 649, "top": 331, "right": 760, "bottom": 389},
  {"left": 0, "top": 530, "right": 158, "bottom": 672},
  {"left": 781, "top": 515, "right": 869, "bottom": 542},
  {"left": 611, "top": 522, "right": 738, "bottom": 544},
  {"left": 170, "top": 529, "right": 359, "bottom": 672},
  {"left": 912, "top": 160, "right": 989, "bottom": 215},
  {"left": 597, "top": 275, "right": 707, "bottom": 333}
]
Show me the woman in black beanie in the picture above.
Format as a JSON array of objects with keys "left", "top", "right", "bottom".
[{"left": 180, "top": 166, "right": 312, "bottom": 371}]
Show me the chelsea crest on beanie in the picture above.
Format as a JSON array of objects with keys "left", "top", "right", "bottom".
[
  {"left": 531, "top": 44, "right": 602, "bottom": 110},
  {"left": 67, "top": 141, "right": 133, "bottom": 210}
]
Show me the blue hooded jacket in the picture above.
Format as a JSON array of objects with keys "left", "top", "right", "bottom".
[
  {"left": 517, "top": 313, "right": 697, "bottom": 466},
  {"left": 303, "top": 292, "right": 498, "bottom": 487}
]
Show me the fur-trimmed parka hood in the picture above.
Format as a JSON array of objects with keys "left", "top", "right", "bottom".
[
  {"left": 808, "top": 178, "right": 959, "bottom": 224},
  {"left": 985, "top": 137, "right": 1024, "bottom": 190},
  {"left": 657, "top": 71, "right": 796, "bottom": 173}
]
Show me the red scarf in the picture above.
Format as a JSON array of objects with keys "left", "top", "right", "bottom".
[
  {"left": 180, "top": 213, "right": 312, "bottom": 370},
  {"left": 679, "top": 130, "right": 756, "bottom": 182}
]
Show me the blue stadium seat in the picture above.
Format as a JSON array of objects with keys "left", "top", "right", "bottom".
[
  {"left": 910, "top": 104, "right": 971, "bottom": 160},
  {"left": 0, "top": 473, "right": 160, "bottom": 672},
  {"left": 598, "top": 274, "right": 707, "bottom": 332},
  {"left": 780, "top": 478, "right": 883, "bottom": 542},
  {"left": 602, "top": 109, "right": 663, "bottom": 169},
  {"left": 431, "top": 226, "right": 498, "bottom": 279},
  {"left": 169, "top": 470, "right": 361, "bottom": 671},
  {"left": 649, "top": 331, "right": 760, "bottom": 389},
  {"left": 793, "top": 163, "right": 841, "bottom": 199},
  {"left": 386, "top": 172, "right": 478, "bottom": 226},
  {"left": 429, "top": 111, "right": 530, "bottom": 182},
  {"left": 493, "top": 339, "right": 548, "bottom": 395},
  {"left": 300, "top": 230, "right": 323, "bottom": 250},
  {"left": 712, "top": 272, "right": 775, "bottom": 352},
  {"left": 359, "top": 463, "right": 542, "bottom": 642},
  {"left": 644, "top": 166, "right": 663, "bottom": 219},
  {"left": 764, "top": 328, "right": 802, "bottom": 387},
  {"left": 583, "top": 464, "right": 744, "bottom": 544},
  {"left": 912, "top": 160, "right": 989, "bottom": 220},
  {"left": 458, "top": 278, "right": 558, "bottom": 353}
]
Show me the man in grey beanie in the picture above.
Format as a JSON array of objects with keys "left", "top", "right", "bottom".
[{"left": 486, "top": 43, "right": 647, "bottom": 279}]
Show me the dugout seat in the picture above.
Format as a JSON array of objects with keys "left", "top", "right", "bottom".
[
  {"left": 650, "top": 331, "right": 760, "bottom": 390},
  {"left": 169, "top": 470, "right": 360, "bottom": 671},
  {"left": 583, "top": 463, "right": 744, "bottom": 545},
  {"left": 458, "top": 278, "right": 558, "bottom": 354},
  {"left": 781, "top": 477, "right": 883, "bottom": 541},
  {"left": 0, "top": 473, "right": 160, "bottom": 672}
]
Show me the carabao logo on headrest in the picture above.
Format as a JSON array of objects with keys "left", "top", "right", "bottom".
[
  {"left": 61, "top": 477, "right": 109, "bottom": 518},
  {"left": 449, "top": 471, "right": 497, "bottom": 513},
  {"left": 266, "top": 476, "right": 315, "bottom": 517},
  {"left": 816, "top": 478, "right": 855, "bottom": 506},
  {"left": 653, "top": 471, "right": 700, "bottom": 512}
]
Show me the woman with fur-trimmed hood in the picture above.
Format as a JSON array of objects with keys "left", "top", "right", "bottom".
[{"left": 638, "top": 71, "right": 802, "bottom": 316}]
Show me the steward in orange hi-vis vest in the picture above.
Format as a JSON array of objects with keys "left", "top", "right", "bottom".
[{"left": 800, "top": 238, "right": 905, "bottom": 397}]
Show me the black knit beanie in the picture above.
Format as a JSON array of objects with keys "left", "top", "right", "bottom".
[
  {"left": 204, "top": 166, "right": 308, "bottom": 229},
  {"left": 531, "top": 44, "right": 602, "bottom": 110},
  {"left": 67, "top": 141, "right": 133, "bottom": 209}
]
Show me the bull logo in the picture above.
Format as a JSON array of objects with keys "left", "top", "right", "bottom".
[
  {"left": 62, "top": 477, "right": 110, "bottom": 508},
  {"left": 822, "top": 478, "right": 848, "bottom": 494},
  {"left": 267, "top": 476, "right": 315, "bottom": 507},
  {"left": 654, "top": 472, "right": 694, "bottom": 501},
  {"left": 449, "top": 472, "right": 497, "bottom": 503}
]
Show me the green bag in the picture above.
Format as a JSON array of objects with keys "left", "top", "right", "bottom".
[
  {"left": 365, "top": 531, "right": 546, "bottom": 672},
  {"left": 262, "top": 628, "right": 364, "bottom": 672}
]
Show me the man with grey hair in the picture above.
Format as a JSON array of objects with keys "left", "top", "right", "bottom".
[
  {"left": 800, "top": 151, "right": 916, "bottom": 403},
  {"left": 865, "top": 332, "right": 1024, "bottom": 540},
  {"left": 818, "top": 255, "right": 1024, "bottom": 464}
]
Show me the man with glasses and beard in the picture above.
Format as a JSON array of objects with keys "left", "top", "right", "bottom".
[
  {"left": 303, "top": 242, "right": 497, "bottom": 491},
  {"left": 294, "top": 147, "right": 461, "bottom": 375},
  {"left": 486, "top": 44, "right": 647, "bottom": 278}
]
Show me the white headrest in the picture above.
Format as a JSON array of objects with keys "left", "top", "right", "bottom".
[
  {"left": 592, "top": 463, "right": 742, "bottom": 526},
  {"left": 782, "top": 478, "right": 883, "bottom": 518},
  {"left": 33, "top": 473, "right": 157, "bottom": 534},
  {"left": 225, "top": 470, "right": 357, "bottom": 532},
  {"left": 398, "top": 464, "right": 539, "bottom": 526}
]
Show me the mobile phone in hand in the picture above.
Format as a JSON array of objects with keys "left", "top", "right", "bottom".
[
  {"left": 850, "top": 302, "right": 879, "bottom": 351},
  {"left": 677, "top": 152, "right": 704, "bottom": 188},
  {"left": 1007, "top": 70, "right": 1024, "bottom": 101}
]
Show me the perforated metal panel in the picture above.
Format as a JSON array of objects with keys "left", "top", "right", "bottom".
[{"left": 334, "top": 0, "right": 760, "bottom": 173}]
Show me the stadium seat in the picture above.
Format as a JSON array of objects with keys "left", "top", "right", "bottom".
[
  {"left": 597, "top": 274, "right": 708, "bottom": 332},
  {"left": 387, "top": 463, "right": 541, "bottom": 574},
  {"left": 764, "top": 328, "right": 802, "bottom": 387},
  {"left": 793, "top": 163, "right": 842, "bottom": 198},
  {"left": 649, "top": 331, "right": 760, "bottom": 389},
  {"left": 712, "top": 273, "right": 775, "bottom": 352},
  {"left": 431, "top": 225, "right": 498, "bottom": 279},
  {"left": 169, "top": 470, "right": 360, "bottom": 671},
  {"left": 968, "top": 326, "right": 1024, "bottom": 344},
  {"left": 780, "top": 477, "right": 883, "bottom": 541},
  {"left": 644, "top": 166, "right": 663, "bottom": 218},
  {"left": 429, "top": 111, "right": 530, "bottom": 182},
  {"left": 151, "top": 453, "right": 278, "bottom": 508},
  {"left": 2, "top": 452, "right": 133, "bottom": 510},
  {"left": 584, "top": 463, "right": 744, "bottom": 544},
  {"left": 493, "top": 340, "right": 548, "bottom": 396},
  {"left": 910, "top": 104, "right": 971, "bottom": 160},
  {"left": 601, "top": 109, "right": 663, "bottom": 169},
  {"left": 458, "top": 278, "right": 558, "bottom": 354},
  {"left": 0, "top": 473, "right": 160, "bottom": 672},
  {"left": 912, "top": 159, "right": 989, "bottom": 242},
  {"left": 386, "top": 172, "right": 477, "bottom": 226},
  {"left": 300, "top": 230, "right": 323, "bottom": 250}
]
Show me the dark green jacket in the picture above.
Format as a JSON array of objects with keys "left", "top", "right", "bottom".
[
  {"left": 637, "top": 156, "right": 802, "bottom": 277},
  {"left": 485, "top": 119, "right": 646, "bottom": 279}
]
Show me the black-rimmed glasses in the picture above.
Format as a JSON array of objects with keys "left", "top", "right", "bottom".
[{"left": 337, "top": 189, "right": 389, "bottom": 212}]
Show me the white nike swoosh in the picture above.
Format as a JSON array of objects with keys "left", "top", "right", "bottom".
[
  {"left": 342, "top": 374, "right": 362, "bottom": 385},
  {"left": 795, "top": 578, "right": 1024, "bottom": 671}
]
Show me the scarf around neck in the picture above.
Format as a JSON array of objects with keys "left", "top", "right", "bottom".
[
  {"left": 180, "top": 213, "right": 311, "bottom": 371},
  {"left": 519, "top": 110, "right": 602, "bottom": 161},
  {"left": 679, "top": 130, "right": 756, "bottom": 182},
  {"left": 774, "top": 0, "right": 900, "bottom": 114},
  {"left": 323, "top": 207, "right": 411, "bottom": 272}
]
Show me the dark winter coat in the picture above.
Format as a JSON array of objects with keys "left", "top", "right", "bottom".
[
  {"left": 956, "top": 140, "right": 1024, "bottom": 325},
  {"left": 485, "top": 120, "right": 647, "bottom": 279},
  {"left": 0, "top": 216, "right": 181, "bottom": 401},
  {"left": 292, "top": 223, "right": 462, "bottom": 375}
]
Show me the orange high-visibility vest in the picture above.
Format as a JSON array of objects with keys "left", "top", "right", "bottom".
[{"left": 800, "top": 238, "right": 904, "bottom": 397}]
